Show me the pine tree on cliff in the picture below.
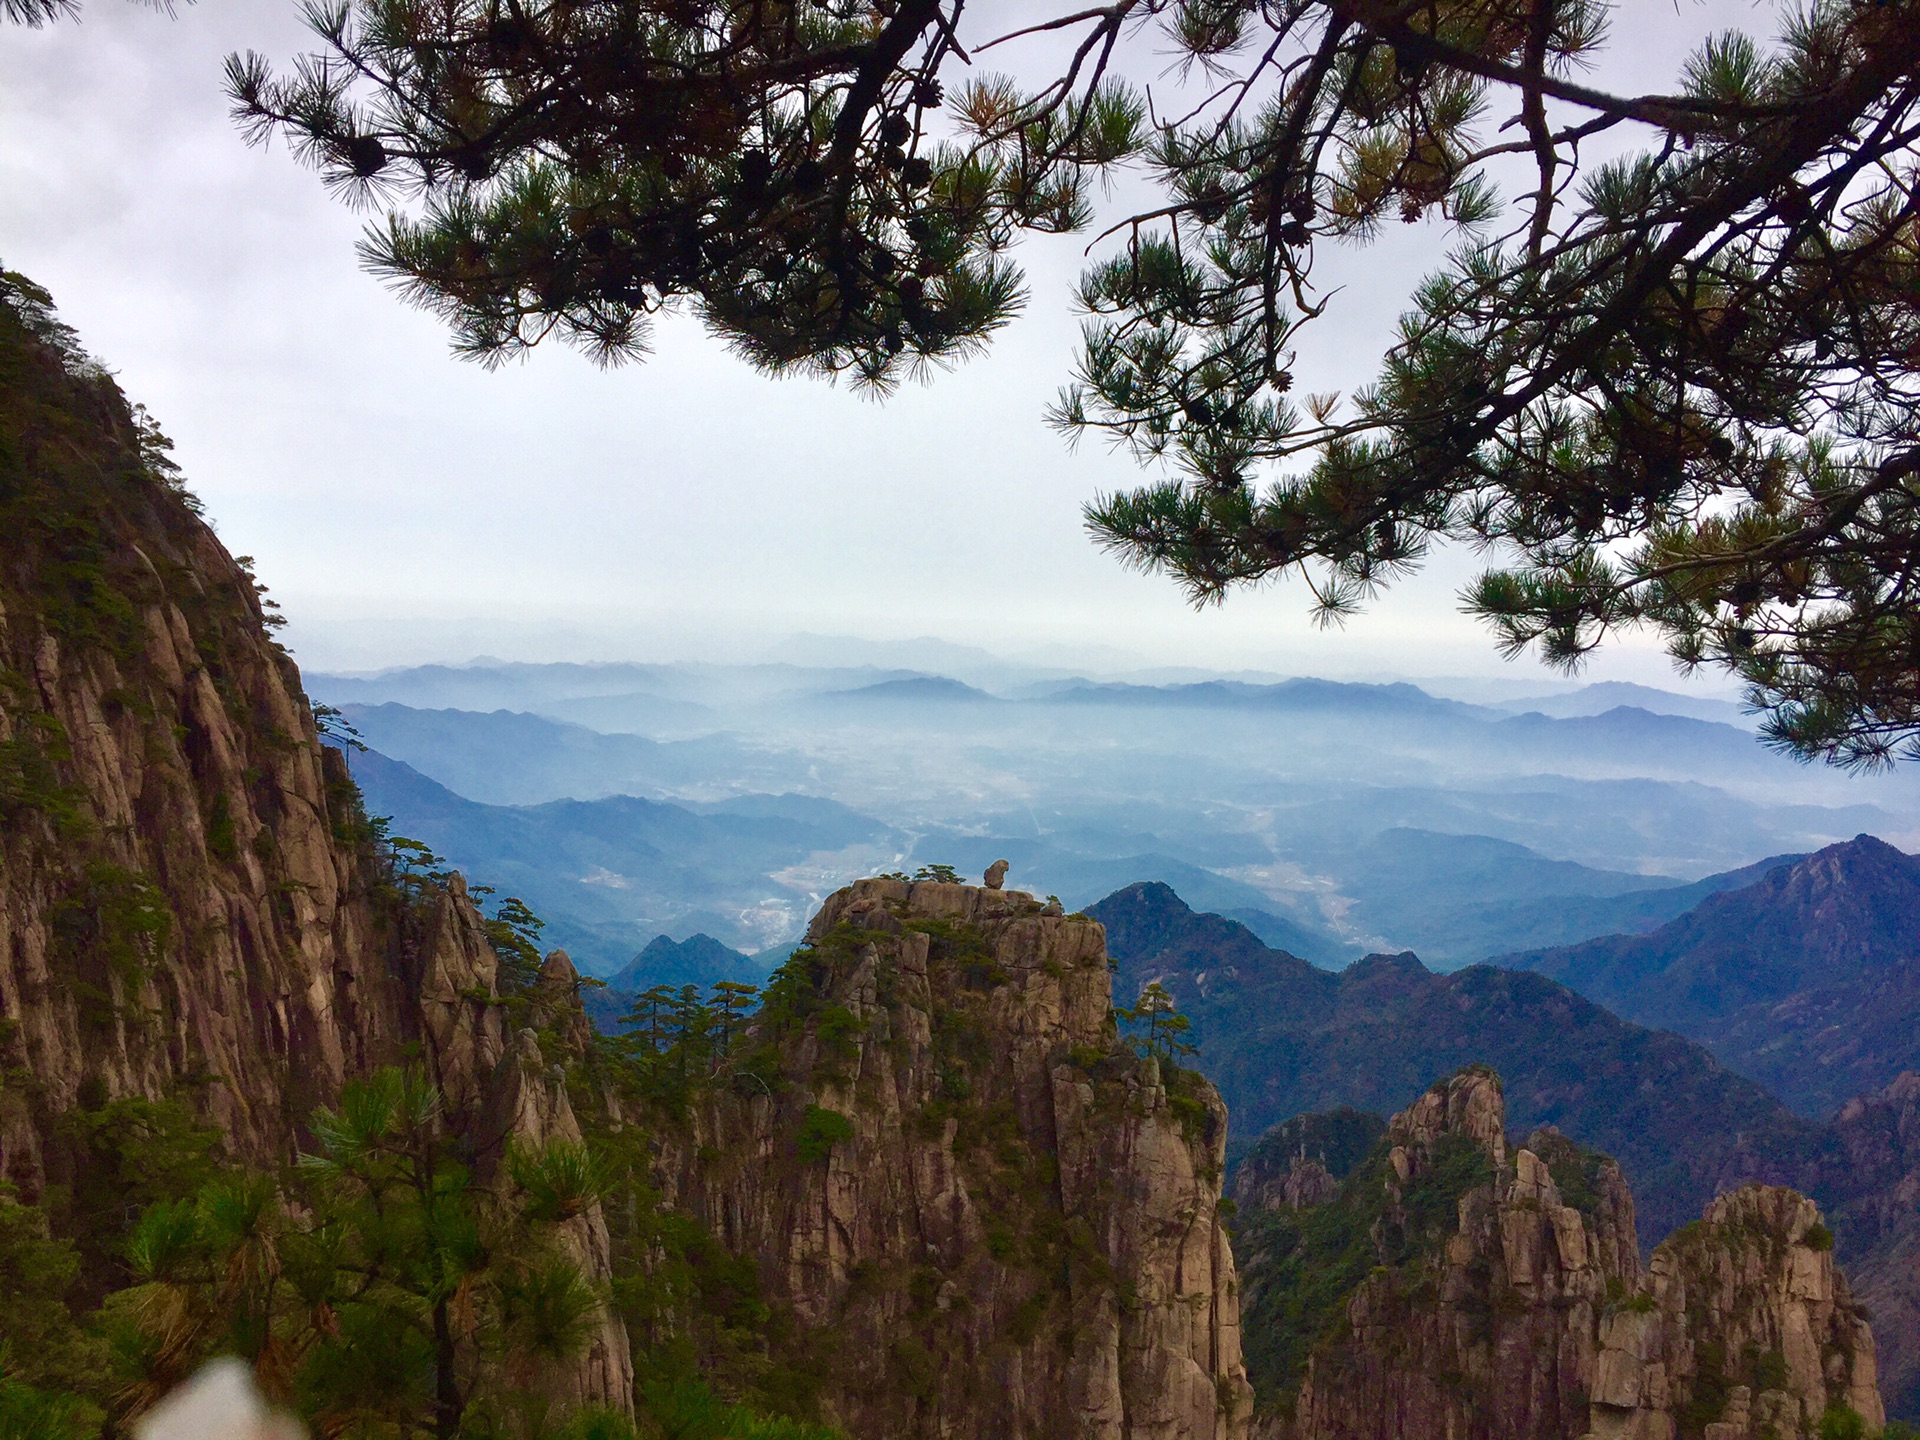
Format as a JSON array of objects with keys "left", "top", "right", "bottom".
[
  {"left": 111, "top": 1070, "right": 607, "bottom": 1440},
  {"left": 221, "top": 0, "right": 1920, "bottom": 764},
  {"left": 1120, "top": 981, "right": 1198, "bottom": 1066}
]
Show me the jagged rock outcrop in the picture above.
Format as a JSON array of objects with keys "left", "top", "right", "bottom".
[
  {"left": 1237, "top": 1154, "right": 1338, "bottom": 1214},
  {"left": 1587, "top": 1187, "right": 1883, "bottom": 1440},
  {"left": 1248, "top": 1070, "right": 1640, "bottom": 1440},
  {"left": 1241, "top": 1071, "right": 1883, "bottom": 1440},
  {"left": 0, "top": 275, "right": 628, "bottom": 1411},
  {"left": 659, "top": 877, "right": 1254, "bottom": 1440}
]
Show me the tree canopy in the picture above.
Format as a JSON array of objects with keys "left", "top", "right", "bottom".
[{"left": 202, "top": 0, "right": 1920, "bottom": 763}]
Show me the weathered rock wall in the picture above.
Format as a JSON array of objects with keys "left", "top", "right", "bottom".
[
  {"left": 1811, "top": 1070, "right": 1920, "bottom": 1419},
  {"left": 1588, "top": 1187, "right": 1883, "bottom": 1440},
  {"left": 0, "top": 277, "right": 481, "bottom": 1184},
  {"left": 1243, "top": 1071, "right": 1883, "bottom": 1440},
  {"left": 0, "top": 277, "right": 629, "bottom": 1411},
  {"left": 1268, "top": 1073, "right": 1640, "bottom": 1440},
  {"left": 482, "top": 1001, "right": 636, "bottom": 1413},
  {"left": 659, "top": 877, "right": 1254, "bottom": 1440}
]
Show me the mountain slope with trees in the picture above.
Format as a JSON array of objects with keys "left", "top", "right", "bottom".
[
  {"left": 1087, "top": 881, "right": 1813, "bottom": 1244},
  {"left": 1506, "top": 835, "right": 1920, "bottom": 1117}
]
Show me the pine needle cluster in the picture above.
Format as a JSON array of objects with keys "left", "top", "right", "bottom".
[{"left": 41, "top": 0, "right": 1920, "bottom": 762}]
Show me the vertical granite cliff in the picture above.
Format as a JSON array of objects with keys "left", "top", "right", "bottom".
[
  {"left": 1246, "top": 1070, "right": 1640, "bottom": 1440},
  {"left": 0, "top": 273, "right": 631, "bottom": 1412},
  {"left": 0, "top": 270, "right": 504, "bottom": 1184},
  {"left": 1588, "top": 1185, "right": 1883, "bottom": 1440},
  {"left": 654, "top": 877, "right": 1255, "bottom": 1440},
  {"left": 483, "top": 1013, "right": 638, "bottom": 1413},
  {"left": 1238, "top": 1071, "right": 1884, "bottom": 1440}
]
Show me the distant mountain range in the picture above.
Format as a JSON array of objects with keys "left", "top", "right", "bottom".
[
  {"left": 345, "top": 748, "right": 900, "bottom": 969},
  {"left": 825, "top": 676, "right": 999, "bottom": 704},
  {"left": 336, "top": 702, "right": 782, "bottom": 806},
  {"left": 1034, "top": 676, "right": 1482, "bottom": 719},
  {"left": 329, "top": 661, "right": 1920, "bottom": 1412},
  {"left": 1086, "top": 880, "right": 1810, "bottom": 1244},
  {"left": 1505, "top": 835, "right": 1920, "bottom": 1118},
  {"left": 1310, "top": 828, "right": 1802, "bottom": 964},
  {"left": 314, "top": 659, "right": 926, "bottom": 711},
  {"left": 330, "top": 694, "right": 1903, "bottom": 972},
  {"left": 895, "top": 826, "right": 1818, "bottom": 969},
  {"left": 311, "top": 658, "right": 1913, "bottom": 972},
  {"left": 1490, "top": 679, "right": 1753, "bottom": 727},
  {"left": 1089, "top": 861, "right": 1920, "bottom": 1417}
]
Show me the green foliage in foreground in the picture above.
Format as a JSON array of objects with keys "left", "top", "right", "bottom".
[
  {"left": 81, "top": 1068, "right": 613, "bottom": 1438},
  {"left": 635, "top": 1379, "right": 840, "bottom": 1440},
  {"left": 0, "top": 1061, "right": 842, "bottom": 1440}
]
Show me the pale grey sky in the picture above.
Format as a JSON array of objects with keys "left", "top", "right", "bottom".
[{"left": 0, "top": 0, "right": 1773, "bottom": 683}]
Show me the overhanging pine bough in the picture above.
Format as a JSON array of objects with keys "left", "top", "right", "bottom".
[{"left": 226, "top": 0, "right": 1920, "bottom": 766}]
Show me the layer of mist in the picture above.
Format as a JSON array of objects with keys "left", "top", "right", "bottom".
[{"left": 310, "top": 654, "right": 1920, "bottom": 977}]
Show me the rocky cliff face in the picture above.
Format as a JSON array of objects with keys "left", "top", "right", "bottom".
[
  {"left": 1239, "top": 1071, "right": 1883, "bottom": 1440},
  {"left": 1246, "top": 1071, "right": 1640, "bottom": 1440},
  {"left": 1588, "top": 1186, "right": 1883, "bottom": 1440},
  {"left": 1802, "top": 1071, "right": 1920, "bottom": 1419},
  {"left": 0, "top": 275, "right": 630, "bottom": 1412},
  {"left": 656, "top": 877, "right": 1254, "bottom": 1440},
  {"left": 483, "top": 1005, "right": 637, "bottom": 1412},
  {"left": 1663, "top": 1069, "right": 1920, "bottom": 1422},
  {"left": 0, "top": 272, "right": 497, "bottom": 1184}
]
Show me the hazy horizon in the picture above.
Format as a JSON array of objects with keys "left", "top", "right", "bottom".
[
  {"left": 304, "top": 652, "right": 1920, "bottom": 973},
  {"left": 289, "top": 622, "right": 1750, "bottom": 700}
]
